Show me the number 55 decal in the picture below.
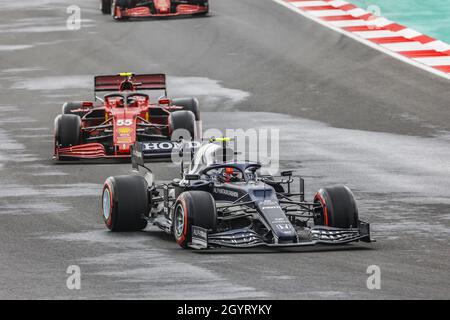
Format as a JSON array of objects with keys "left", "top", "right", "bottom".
[{"left": 117, "top": 120, "right": 133, "bottom": 126}]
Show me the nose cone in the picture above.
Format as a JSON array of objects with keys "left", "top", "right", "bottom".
[
  {"left": 255, "top": 198, "right": 297, "bottom": 243},
  {"left": 117, "top": 143, "right": 131, "bottom": 154},
  {"left": 155, "top": 0, "right": 171, "bottom": 13},
  {"left": 114, "top": 116, "right": 136, "bottom": 154}
]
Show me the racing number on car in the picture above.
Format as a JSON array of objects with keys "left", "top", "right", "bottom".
[{"left": 117, "top": 120, "right": 133, "bottom": 126}]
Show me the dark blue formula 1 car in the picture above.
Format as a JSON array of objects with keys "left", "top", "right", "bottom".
[{"left": 101, "top": 138, "right": 372, "bottom": 249}]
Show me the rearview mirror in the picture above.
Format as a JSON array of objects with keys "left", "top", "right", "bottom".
[
  {"left": 185, "top": 174, "right": 200, "bottom": 181},
  {"left": 281, "top": 170, "right": 293, "bottom": 177}
]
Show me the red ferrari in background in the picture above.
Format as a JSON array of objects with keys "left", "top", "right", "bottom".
[
  {"left": 54, "top": 73, "right": 201, "bottom": 160},
  {"left": 99, "top": 0, "right": 209, "bottom": 20}
]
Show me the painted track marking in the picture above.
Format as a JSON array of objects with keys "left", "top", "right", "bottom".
[{"left": 273, "top": 0, "right": 450, "bottom": 80}]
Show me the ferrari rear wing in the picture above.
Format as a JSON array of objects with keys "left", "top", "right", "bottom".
[{"left": 94, "top": 73, "right": 167, "bottom": 96}]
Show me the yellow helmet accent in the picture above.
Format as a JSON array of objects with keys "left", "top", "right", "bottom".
[
  {"left": 119, "top": 72, "right": 134, "bottom": 77},
  {"left": 209, "top": 137, "right": 231, "bottom": 143}
]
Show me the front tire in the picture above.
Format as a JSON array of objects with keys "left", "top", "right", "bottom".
[
  {"left": 102, "top": 175, "right": 149, "bottom": 232},
  {"left": 100, "top": 0, "right": 112, "bottom": 14},
  {"left": 55, "top": 114, "right": 81, "bottom": 148},
  {"left": 314, "top": 186, "right": 359, "bottom": 228},
  {"left": 173, "top": 191, "right": 217, "bottom": 248}
]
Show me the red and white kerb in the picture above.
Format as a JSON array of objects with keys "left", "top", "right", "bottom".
[{"left": 278, "top": 0, "right": 450, "bottom": 79}]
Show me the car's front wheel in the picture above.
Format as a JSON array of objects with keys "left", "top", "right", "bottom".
[
  {"left": 100, "top": 0, "right": 112, "bottom": 14},
  {"left": 55, "top": 114, "right": 81, "bottom": 148},
  {"left": 102, "top": 175, "right": 149, "bottom": 232},
  {"left": 173, "top": 191, "right": 217, "bottom": 248},
  {"left": 313, "top": 186, "right": 359, "bottom": 228}
]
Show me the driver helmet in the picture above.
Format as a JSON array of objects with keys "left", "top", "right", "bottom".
[
  {"left": 127, "top": 96, "right": 137, "bottom": 108},
  {"left": 221, "top": 167, "right": 242, "bottom": 182},
  {"left": 115, "top": 96, "right": 125, "bottom": 108}
]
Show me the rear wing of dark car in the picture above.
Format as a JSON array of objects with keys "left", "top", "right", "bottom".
[{"left": 94, "top": 73, "right": 167, "bottom": 95}]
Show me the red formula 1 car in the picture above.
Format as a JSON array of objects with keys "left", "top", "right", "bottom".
[
  {"left": 99, "top": 0, "right": 209, "bottom": 20},
  {"left": 53, "top": 73, "right": 201, "bottom": 160}
]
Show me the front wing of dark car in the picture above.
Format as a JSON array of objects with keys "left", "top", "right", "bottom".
[{"left": 189, "top": 222, "right": 372, "bottom": 250}]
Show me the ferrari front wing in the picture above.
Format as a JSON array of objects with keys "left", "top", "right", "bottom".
[
  {"left": 55, "top": 141, "right": 201, "bottom": 160},
  {"left": 116, "top": 3, "right": 208, "bottom": 19}
]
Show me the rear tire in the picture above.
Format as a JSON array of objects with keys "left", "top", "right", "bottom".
[
  {"left": 173, "top": 191, "right": 217, "bottom": 248},
  {"left": 171, "top": 98, "right": 200, "bottom": 121},
  {"left": 100, "top": 0, "right": 112, "bottom": 14},
  {"left": 169, "top": 110, "right": 196, "bottom": 141},
  {"left": 55, "top": 114, "right": 81, "bottom": 148},
  {"left": 62, "top": 102, "right": 88, "bottom": 117},
  {"left": 102, "top": 175, "right": 149, "bottom": 232},
  {"left": 314, "top": 186, "right": 359, "bottom": 228}
]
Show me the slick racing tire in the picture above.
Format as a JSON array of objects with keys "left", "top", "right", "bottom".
[
  {"left": 100, "top": 0, "right": 112, "bottom": 14},
  {"left": 62, "top": 102, "right": 88, "bottom": 117},
  {"left": 55, "top": 114, "right": 81, "bottom": 148},
  {"left": 313, "top": 186, "right": 359, "bottom": 228},
  {"left": 169, "top": 110, "right": 196, "bottom": 141},
  {"left": 102, "top": 175, "right": 149, "bottom": 232},
  {"left": 173, "top": 191, "right": 217, "bottom": 249},
  {"left": 171, "top": 98, "right": 201, "bottom": 121}
]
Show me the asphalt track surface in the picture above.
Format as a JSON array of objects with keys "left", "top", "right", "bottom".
[{"left": 0, "top": 0, "right": 449, "bottom": 299}]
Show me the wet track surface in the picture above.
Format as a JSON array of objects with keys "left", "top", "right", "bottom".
[{"left": 0, "top": 0, "right": 449, "bottom": 299}]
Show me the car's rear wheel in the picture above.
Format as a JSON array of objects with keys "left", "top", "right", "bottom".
[
  {"left": 171, "top": 98, "right": 201, "bottom": 121},
  {"left": 102, "top": 175, "right": 149, "bottom": 232},
  {"left": 100, "top": 0, "right": 112, "bottom": 14},
  {"left": 173, "top": 191, "right": 217, "bottom": 248},
  {"left": 314, "top": 186, "right": 359, "bottom": 228},
  {"left": 169, "top": 110, "right": 196, "bottom": 141},
  {"left": 55, "top": 114, "right": 81, "bottom": 148},
  {"left": 62, "top": 102, "right": 88, "bottom": 117}
]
